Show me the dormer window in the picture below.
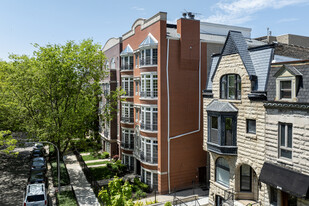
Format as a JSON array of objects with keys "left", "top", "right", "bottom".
[
  {"left": 139, "top": 33, "right": 158, "bottom": 67},
  {"left": 220, "top": 74, "right": 241, "bottom": 100},
  {"left": 280, "top": 80, "right": 292, "bottom": 99},
  {"left": 274, "top": 65, "right": 302, "bottom": 101}
]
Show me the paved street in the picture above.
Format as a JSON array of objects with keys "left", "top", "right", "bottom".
[{"left": 0, "top": 146, "right": 32, "bottom": 206}]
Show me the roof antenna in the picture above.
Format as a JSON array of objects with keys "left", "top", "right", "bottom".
[{"left": 267, "top": 27, "right": 272, "bottom": 43}]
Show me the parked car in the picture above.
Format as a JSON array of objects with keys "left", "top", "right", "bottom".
[
  {"left": 32, "top": 157, "right": 46, "bottom": 164},
  {"left": 23, "top": 183, "right": 47, "bottom": 206},
  {"left": 31, "top": 149, "right": 44, "bottom": 158},
  {"left": 28, "top": 170, "right": 47, "bottom": 186},
  {"left": 30, "top": 160, "right": 46, "bottom": 172},
  {"left": 34, "top": 143, "right": 45, "bottom": 153}
]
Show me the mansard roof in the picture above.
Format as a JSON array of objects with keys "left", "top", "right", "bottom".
[{"left": 206, "top": 100, "right": 238, "bottom": 113}]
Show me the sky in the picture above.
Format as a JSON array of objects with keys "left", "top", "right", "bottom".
[{"left": 1, "top": 0, "right": 309, "bottom": 61}]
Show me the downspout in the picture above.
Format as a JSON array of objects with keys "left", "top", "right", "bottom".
[{"left": 166, "top": 39, "right": 202, "bottom": 193}]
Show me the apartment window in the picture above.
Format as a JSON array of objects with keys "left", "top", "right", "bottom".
[
  {"left": 140, "top": 73, "right": 158, "bottom": 98},
  {"left": 215, "top": 157, "right": 230, "bottom": 187},
  {"left": 121, "top": 55, "right": 133, "bottom": 70},
  {"left": 280, "top": 80, "right": 292, "bottom": 99},
  {"left": 121, "top": 77, "right": 133, "bottom": 96},
  {"left": 270, "top": 187, "right": 278, "bottom": 206},
  {"left": 240, "top": 164, "right": 252, "bottom": 191},
  {"left": 210, "top": 116, "right": 219, "bottom": 144},
  {"left": 110, "top": 58, "right": 115, "bottom": 69},
  {"left": 122, "top": 153, "right": 134, "bottom": 171},
  {"left": 140, "top": 48, "right": 158, "bottom": 66},
  {"left": 121, "top": 128, "right": 134, "bottom": 150},
  {"left": 141, "top": 167, "right": 158, "bottom": 189},
  {"left": 121, "top": 103, "right": 134, "bottom": 123},
  {"left": 246, "top": 119, "right": 256, "bottom": 134},
  {"left": 140, "top": 137, "right": 158, "bottom": 164},
  {"left": 220, "top": 74, "right": 241, "bottom": 100},
  {"left": 140, "top": 106, "right": 157, "bottom": 131},
  {"left": 279, "top": 123, "right": 292, "bottom": 159}
]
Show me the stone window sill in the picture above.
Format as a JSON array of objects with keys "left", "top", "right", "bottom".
[
  {"left": 245, "top": 133, "right": 257, "bottom": 140},
  {"left": 277, "top": 158, "right": 293, "bottom": 166}
]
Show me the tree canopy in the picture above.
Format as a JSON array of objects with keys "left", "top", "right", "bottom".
[{"left": 0, "top": 39, "right": 119, "bottom": 155}]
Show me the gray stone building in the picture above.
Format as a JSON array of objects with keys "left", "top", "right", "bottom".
[{"left": 203, "top": 30, "right": 309, "bottom": 206}]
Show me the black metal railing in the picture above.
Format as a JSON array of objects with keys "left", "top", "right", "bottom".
[
  {"left": 140, "top": 91, "right": 158, "bottom": 98},
  {"left": 140, "top": 57, "right": 157, "bottom": 66},
  {"left": 140, "top": 123, "right": 157, "bottom": 131},
  {"left": 221, "top": 188, "right": 234, "bottom": 206},
  {"left": 121, "top": 116, "right": 134, "bottom": 123},
  {"left": 121, "top": 142, "right": 134, "bottom": 150},
  {"left": 140, "top": 153, "right": 158, "bottom": 164},
  {"left": 123, "top": 90, "right": 134, "bottom": 96},
  {"left": 121, "top": 64, "right": 133, "bottom": 70}
]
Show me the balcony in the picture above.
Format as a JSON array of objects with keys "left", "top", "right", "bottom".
[
  {"left": 140, "top": 91, "right": 158, "bottom": 98},
  {"left": 140, "top": 153, "right": 158, "bottom": 164},
  {"left": 121, "top": 142, "right": 134, "bottom": 150},
  {"left": 121, "top": 116, "right": 134, "bottom": 124},
  {"left": 207, "top": 142, "right": 237, "bottom": 155},
  {"left": 121, "top": 64, "right": 133, "bottom": 71},
  {"left": 140, "top": 57, "right": 157, "bottom": 66},
  {"left": 123, "top": 90, "right": 134, "bottom": 97},
  {"left": 140, "top": 123, "right": 157, "bottom": 131}
]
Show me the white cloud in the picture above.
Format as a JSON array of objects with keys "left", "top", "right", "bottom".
[
  {"left": 277, "top": 18, "right": 299, "bottom": 23},
  {"left": 131, "top": 6, "right": 145, "bottom": 11},
  {"left": 203, "top": 0, "right": 308, "bottom": 24}
]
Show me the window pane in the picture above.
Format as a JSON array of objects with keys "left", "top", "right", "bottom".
[
  {"left": 247, "top": 119, "right": 256, "bottom": 134},
  {"left": 280, "top": 81, "right": 291, "bottom": 99},
  {"left": 225, "top": 118, "right": 233, "bottom": 146},
  {"left": 287, "top": 125, "right": 292, "bottom": 148},
  {"left": 228, "top": 75, "right": 236, "bottom": 99},
  {"left": 281, "top": 149, "right": 292, "bottom": 159},
  {"left": 270, "top": 187, "right": 278, "bottom": 205},
  {"left": 216, "top": 158, "right": 230, "bottom": 187},
  {"left": 211, "top": 116, "right": 218, "bottom": 129},
  {"left": 221, "top": 76, "right": 226, "bottom": 99},
  {"left": 240, "top": 165, "right": 251, "bottom": 191},
  {"left": 280, "top": 124, "right": 285, "bottom": 146}
]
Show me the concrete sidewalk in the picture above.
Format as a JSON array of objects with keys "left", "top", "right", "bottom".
[{"left": 64, "top": 154, "right": 100, "bottom": 206}]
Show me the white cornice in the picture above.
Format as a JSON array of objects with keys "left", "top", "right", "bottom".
[{"left": 102, "top": 37, "right": 121, "bottom": 52}]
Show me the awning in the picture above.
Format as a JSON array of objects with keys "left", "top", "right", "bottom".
[{"left": 259, "top": 162, "right": 309, "bottom": 198}]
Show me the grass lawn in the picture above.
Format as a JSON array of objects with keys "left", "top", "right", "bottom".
[
  {"left": 81, "top": 154, "right": 101, "bottom": 161},
  {"left": 86, "top": 161, "right": 110, "bottom": 166},
  {"left": 51, "top": 160, "right": 70, "bottom": 186},
  {"left": 57, "top": 190, "right": 78, "bottom": 206}
]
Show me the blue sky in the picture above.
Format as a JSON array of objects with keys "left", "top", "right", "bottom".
[{"left": 1, "top": 0, "right": 309, "bottom": 61}]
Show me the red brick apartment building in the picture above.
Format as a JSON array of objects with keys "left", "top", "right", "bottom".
[{"left": 101, "top": 12, "right": 254, "bottom": 194}]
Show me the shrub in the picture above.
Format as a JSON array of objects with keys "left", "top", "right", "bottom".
[
  {"left": 112, "top": 155, "right": 119, "bottom": 161},
  {"left": 164, "top": 202, "right": 172, "bottom": 206},
  {"left": 102, "top": 151, "right": 109, "bottom": 158},
  {"left": 134, "top": 177, "right": 149, "bottom": 193},
  {"left": 133, "top": 189, "right": 147, "bottom": 200},
  {"left": 145, "top": 200, "right": 157, "bottom": 205},
  {"left": 134, "top": 201, "right": 144, "bottom": 206},
  {"left": 106, "top": 162, "right": 112, "bottom": 168}
]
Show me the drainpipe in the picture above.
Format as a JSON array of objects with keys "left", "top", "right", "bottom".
[{"left": 166, "top": 39, "right": 202, "bottom": 193}]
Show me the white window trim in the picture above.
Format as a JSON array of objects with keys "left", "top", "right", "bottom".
[
  {"left": 140, "top": 72, "right": 158, "bottom": 99},
  {"left": 121, "top": 128, "right": 134, "bottom": 150},
  {"left": 139, "top": 47, "right": 158, "bottom": 67},
  {"left": 278, "top": 122, "right": 293, "bottom": 160},
  {"left": 275, "top": 76, "right": 297, "bottom": 101},
  {"left": 140, "top": 136, "right": 158, "bottom": 165},
  {"left": 121, "top": 55, "right": 133, "bottom": 70},
  {"left": 121, "top": 76, "right": 134, "bottom": 97},
  {"left": 140, "top": 106, "right": 158, "bottom": 132},
  {"left": 121, "top": 153, "right": 134, "bottom": 167},
  {"left": 141, "top": 166, "right": 158, "bottom": 188},
  {"left": 121, "top": 102, "right": 134, "bottom": 122}
]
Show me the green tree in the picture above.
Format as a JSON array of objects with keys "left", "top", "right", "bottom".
[
  {"left": 0, "top": 39, "right": 122, "bottom": 155},
  {"left": 98, "top": 177, "right": 134, "bottom": 206},
  {"left": 0, "top": 130, "right": 17, "bottom": 155}
]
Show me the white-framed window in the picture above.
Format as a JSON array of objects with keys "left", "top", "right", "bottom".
[
  {"left": 141, "top": 167, "right": 158, "bottom": 189},
  {"left": 279, "top": 122, "right": 292, "bottom": 159},
  {"left": 140, "top": 73, "right": 158, "bottom": 98},
  {"left": 140, "top": 48, "right": 157, "bottom": 66},
  {"left": 215, "top": 157, "right": 230, "bottom": 187},
  {"left": 280, "top": 80, "right": 292, "bottom": 99},
  {"left": 111, "top": 58, "right": 116, "bottom": 69},
  {"left": 121, "top": 103, "right": 134, "bottom": 123},
  {"left": 121, "top": 128, "right": 134, "bottom": 150},
  {"left": 122, "top": 153, "right": 134, "bottom": 171},
  {"left": 140, "top": 136, "right": 158, "bottom": 164},
  {"left": 220, "top": 74, "right": 241, "bottom": 100},
  {"left": 246, "top": 119, "right": 256, "bottom": 134},
  {"left": 140, "top": 106, "right": 158, "bottom": 131},
  {"left": 121, "top": 76, "right": 133, "bottom": 96},
  {"left": 121, "top": 55, "right": 133, "bottom": 70}
]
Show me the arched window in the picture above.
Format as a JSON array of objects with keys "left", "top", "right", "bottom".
[
  {"left": 220, "top": 74, "right": 241, "bottom": 100},
  {"left": 110, "top": 58, "right": 115, "bottom": 69},
  {"left": 215, "top": 157, "right": 230, "bottom": 187}
]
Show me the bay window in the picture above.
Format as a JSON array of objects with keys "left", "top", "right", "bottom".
[
  {"left": 140, "top": 106, "right": 157, "bottom": 131},
  {"left": 141, "top": 167, "right": 158, "bottom": 189},
  {"left": 121, "top": 77, "right": 133, "bottom": 96},
  {"left": 121, "top": 128, "right": 134, "bottom": 150},
  {"left": 121, "top": 103, "right": 134, "bottom": 123},
  {"left": 140, "top": 73, "right": 158, "bottom": 98},
  {"left": 140, "top": 137, "right": 158, "bottom": 164}
]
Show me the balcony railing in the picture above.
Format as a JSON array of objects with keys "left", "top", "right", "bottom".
[
  {"left": 123, "top": 90, "right": 134, "bottom": 97},
  {"left": 121, "top": 142, "right": 134, "bottom": 150},
  {"left": 121, "top": 116, "right": 134, "bottom": 123},
  {"left": 207, "top": 142, "right": 237, "bottom": 155},
  {"left": 121, "top": 64, "right": 133, "bottom": 71},
  {"left": 140, "top": 123, "right": 157, "bottom": 131},
  {"left": 140, "top": 153, "right": 158, "bottom": 164},
  {"left": 140, "top": 57, "right": 157, "bottom": 66},
  {"left": 140, "top": 91, "right": 158, "bottom": 98}
]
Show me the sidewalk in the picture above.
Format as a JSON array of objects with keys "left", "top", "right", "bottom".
[{"left": 63, "top": 154, "right": 100, "bottom": 206}]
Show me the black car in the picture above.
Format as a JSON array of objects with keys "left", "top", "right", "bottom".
[
  {"left": 28, "top": 170, "right": 47, "bottom": 186},
  {"left": 30, "top": 160, "right": 46, "bottom": 172},
  {"left": 31, "top": 149, "right": 44, "bottom": 158},
  {"left": 32, "top": 157, "right": 46, "bottom": 164}
]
